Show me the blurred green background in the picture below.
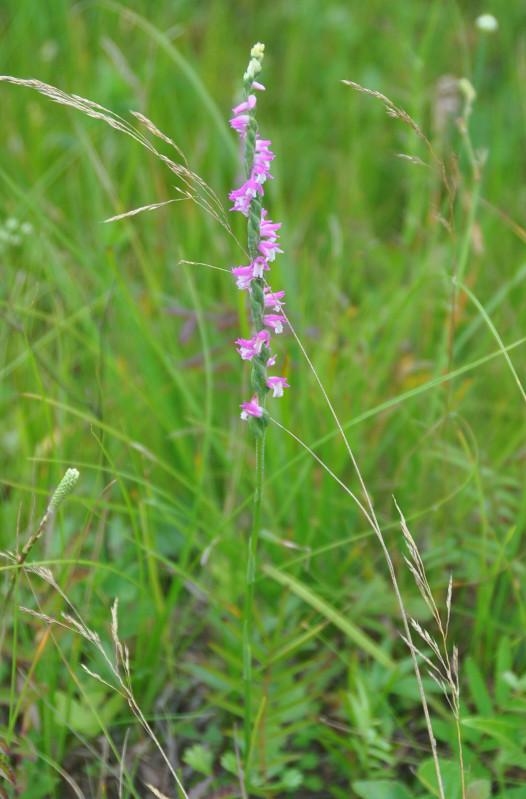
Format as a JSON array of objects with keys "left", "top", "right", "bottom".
[{"left": 1, "top": 1, "right": 526, "bottom": 797}]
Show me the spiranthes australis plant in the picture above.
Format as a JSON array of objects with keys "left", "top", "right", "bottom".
[
  {"left": 227, "top": 48, "right": 463, "bottom": 799},
  {"left": 228, "top": 43, "right": 289, "bottom": 788},
  {"left": 0, "top": 47, "right": 475, "bottom": 799}
]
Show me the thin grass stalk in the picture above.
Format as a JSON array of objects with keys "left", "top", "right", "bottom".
[
  {"left": 445, "top": 86, "right": 482, "bottom": 414},
  {"left": 270, "top": 416, "right": 446, "bottom": 799},
  {"left": 272, "top": 340, "right": 446, "bottom": 794}
]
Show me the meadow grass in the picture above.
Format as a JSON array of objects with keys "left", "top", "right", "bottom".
[{"left": 1, "top": 1, "right": 526, "bottom": 797}]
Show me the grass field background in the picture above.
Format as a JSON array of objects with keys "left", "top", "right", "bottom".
[{"left": 1, "top": 1, "right": 526, "bottom": 797}]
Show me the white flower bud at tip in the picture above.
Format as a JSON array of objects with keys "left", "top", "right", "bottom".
[
  {"left": 476, "top": 14, "right": 498, "bottom": 33},
  {"left": 251, "top": 43, "right": 265, "bottom": 60}
]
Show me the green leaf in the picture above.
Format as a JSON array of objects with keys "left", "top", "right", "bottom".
[
  {"left": 501, "top": 670, "right": 526, "bottom": 693},
  {"left": 461, "top": 717, "right": 526, "bottom": 767},
  {"left": 466, "top": 779, "right": 491, "bottom": 799},
  {"left": 53, "top": 689, "right": 122, "bottom": 736},
  {"left": 182, "top": 743, "right": 214, "bottom": 777},
  {"left": 13, "top": 768, "right": 56, "bottom": 799},
  {"left": 220, "top": 752, "right": 238, "bottom": 777},
  {"left": 416, "top": 758, "right": 462, "bottom": 799},
  {"left": 495, "top": 636, "right": 512, "bottom": 707},
  {"left": 465, "top": 657, "right": 493, "bottom": 716},
  {"left": 352, "top": 780, "right": 415, "bottom": 799},
  {"left": 248, "top": 412, "right": 269, "bottom": 438},
  {"left": 280, "top": 769, "right": 303, "bottom": 790},
  {"left": 263, "top": 564, "right": 394, "bottom": 668},
  {"left": 462, "top": 714, "right": 525, "bottom": 743}
]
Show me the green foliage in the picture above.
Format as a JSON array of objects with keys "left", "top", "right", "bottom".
[
  {"left": 353, "top": 780, "right": 415, "bottom": 799},
  {"left": 183, "top": 743, "right": 214, "bottom": 777},
  {"left": 52, "top": 689, "right": 123, "bottom": 737},
  {"left": 1, "top": 0, "right": 525, "bottom": 797}
]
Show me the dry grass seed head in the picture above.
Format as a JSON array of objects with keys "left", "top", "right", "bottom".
[
  {"left": 0, "top": 75, "right": 232, "bottom": 237},
  {"left": 342, "top": 79, "right": 454, "bottom": 230}
]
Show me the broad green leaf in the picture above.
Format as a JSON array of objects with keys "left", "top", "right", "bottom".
[
  {"left": 462, "top": 714, "right": 525, "bottom": 745},
  {"left": 263, "top": 564, "right": 394, "bottom": 669},
  {"left": 465, "top": 657, "right": 493, "bottom": 717},
  {"left": 53, "top": 689, "right": 122, "bottom": 736},
  {"left": 182, "top": 743, "right": 214, "bottom": 777},
  {"left": 353, "top": 779, "right": 415, "bottom": 799},
  {"left": 280, "top": 769, "right": 303, "bottom": 790},
  {"left": 220, "top": 752, "right": 238, "bottom": 777},
  {"left": 466, "top": 779, "right": 491, "bottom": 799},
  {"left": 416, "top": 758, "right": 462, "bottom": 799}
]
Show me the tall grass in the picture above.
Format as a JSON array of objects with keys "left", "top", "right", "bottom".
[{"left": 1, "top": 2, "right": 526, "bottom": 797}]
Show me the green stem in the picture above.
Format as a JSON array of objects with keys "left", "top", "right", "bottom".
[
  {"left": 0, "top": 511, "right": 50, "bottom": 635},
  {"left": 243, "top": 429, "right": 265, "bottom": 792},
  {"left": 444, "top": 159, "right": 482, "bottom": 401},
  {"left": 456, "top": 176, "right": 481, "bottom": 288}
]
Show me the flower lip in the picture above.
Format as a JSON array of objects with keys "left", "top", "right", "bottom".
[
  {"left": 229, "top": 114, "right": 251, "bottom": 132},
  {"left": 263, "top": 288, "right": 285, "bottom": 310},
  {"left": 235, "top": 329, "right": 271, "bottom": 360},
  {"left": 258, "top": 239, "right": 283, "bottom": 261},
  {"left": 260, "top": 210, "right": 281, "bottom": 236},
  {"left": 240, "top": 394, "right": 265, "bottom": 419},
  {"left": 251, "top": 257, "right": 269, "bottom": 278},
  {"left": 229, "top": 177, "right": 264, "bottom": 215},
  {"left": 264, "top": 314, "right": 287, "bottom": 334},
  {"left": 232, "top": 95, "right": 257, "bottom": 115},
  {"left": 232, "top": 258, "right": 270, "bottom": 290},
  {"left": 266, "top": 376, "right": 290, "bottom": 398}
]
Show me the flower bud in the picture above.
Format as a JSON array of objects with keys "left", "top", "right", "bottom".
[
  {"left": 475, "top": 14, "right": 498, "bottom": 33},
  {"left": 48, "top": 468, "right": 80, "bottom": 513}
]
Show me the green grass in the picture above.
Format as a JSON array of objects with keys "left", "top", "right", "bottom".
[{"left": 1, "top": 1, "right": 526, "bottom": 797}]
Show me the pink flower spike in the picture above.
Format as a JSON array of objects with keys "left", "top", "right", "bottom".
[
  {"left": 266, "top": 376, "right": 290, "bottom": 398},
  {"left": 253, "top": 161, "right": 274, "bottom": 184},
  {"left": 259, "top": 210, "right": 282, "bottom": 260},
  {"left": 260, "top": 209, "right": 281, "bottom": 236},
  {"left": 235, "top": 329, "right": 271, "bottom": 360},
  {"left": 252, "top": 138, "right": 275, "bottom": 184},
  {"left": 258, "top": 238, "right": 283, "bottom": 262},
  {"left": 232, "top": 95, "right": 257, "bottom": 114},
  {"left": 252, "top": 256, "right": 269, "bottom": 278},
  {"left": 229, "top": 114, "right": 250, "bottom": 134},
  {"left": 264, "top": 314, "right": 287, "bottom": 334},
  {"left": 255, "top": 138, "right": 274, "bottom": 155},
  {"left": 232, "top": 258, "right": 269, "bottom": 289},
  {"left": 263, "top": 287, "right": 285, "bottom": 310},
  {"left": 251, "top": 81, "right": 265, "bottom": 91},
  {"left": 255, "top": 138, "right": 275, "bottom": 165},
  {"left": 232, "top": 265, "right": 255, "bottom": 290},
  {"left": 233, "top": 275, "right": 252, "bottom": 290},
  {"left": 229, "top": 176, "right": 263, "bottom": 215},
  {"left": 240, "top": 394, "right": 264, "bottom": 420}
]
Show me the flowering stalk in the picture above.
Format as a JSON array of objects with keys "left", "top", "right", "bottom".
[
  {"left": 229, "top": 43, "right": 289, "bottom": 786},
  {"left": 0, "top": 468, "right": 80, "bottom": 629}
]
